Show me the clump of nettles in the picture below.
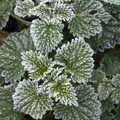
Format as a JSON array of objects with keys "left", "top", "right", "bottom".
[{"left": 0, "top": 0, "right": 120, "bottom": 120}]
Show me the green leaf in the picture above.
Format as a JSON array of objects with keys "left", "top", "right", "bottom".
[
  {"left": 100, "top": 51, "right": 120, "bottom": 77},
  {"left": 104, "top": 3, "right": 120, "bottom": 20},
  {"left": 45, "top": 73, "right": 78, "bottom": 106},
  {"left": 91, "top": 69, "right": 107, "bottom": 84},
  {"left": 102, "top": 0, "right": 120, "bottom": 5},
  {"left": 14, "top": 0, "right": 35, "bottom": 17},
  {"left": 68, "top": 0, "right": 109, "bottom": 38},
  {"left": 98, "top": 81, "right": 113, "bottom": 100},
  {"left": 110, "top": 74, "right": 120, "bottom": 103},
  {"left": 0, "top": 0, "right": 14, "bottom": 30},
  {"left": 98, "top": 74, "right": 120, "bottom": 103},
  {"left": 29, "top": 2, "right": 75, "bottom": 23},
  {"left": 0, "top": 29, "right": 35, "bottom": 81},
  {"left": 86, "top": 19, "right": 120, "bottom": 52},
  {"left": 55, "top": 37, "right": 94, "bottom": 83},
  {"left": 30, "top": 19, "right": 63, "bottom": 54},
  {"left": 21, "top": 50, "right": 52, "bottom": 79},
  {"left": 54, "top": 85, "right": 101, "bottom": 120},
  {"left": 13, "top": 80, "right": 54, "bottom": 119},
  {"left": 0, "top": 87, "right": 22, "bottom": 120}
]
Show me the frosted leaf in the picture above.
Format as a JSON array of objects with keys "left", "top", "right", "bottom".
[
  {"left": 102, "top": 0, "right": 120, "bottom": 5},
  {"left": 45, "top": 74, "right": 78, "bottom": 106},
  {"left": 14, "top": 0, "right": 35, "bottom": 17},
  {"left": 54, "top": 85, "right": 101, "bottom": 120},
  {"left": 0, "top": 87, "right": 22, "bottom": 120},
  {"left": 69, "top": 0, "right": 109, "bottom": 38},
  {"left": 0, "top": 0, "right": 14, "bottom": 30},
  {"left": 110, "top": 74, "right": 120, "bottom": 103},
  {"left": 52, "top": 2, "right": 75, "bottom": 22},
  {"left": 30, "top": 19, "right": 63, "bottom": 54},
  {"left": 0, "top": 30, "right": 35, "bottom": 81},
  {"left": 21, "top": 50, "right": 52, "bottom": 79},
  {"left": 55, "top": 37, "right": 94, "bottom": 83},
  {"left": 29, "top": 2, "right": 74, "bottom": 23},
  {"left": 98, "top": 74, "right": 120, "bottom": 103},
  {"left": 87, "top": 19, "right": 120, "bottom": 52},
  {"left": 91, "top": 69, "right": 113, "bottom": 100},
  {"left": 98, "top": 82, "right": 113, "bottom": 100},
  {"left": 13, "top": 80, "right": 53, "bottom": 119}
]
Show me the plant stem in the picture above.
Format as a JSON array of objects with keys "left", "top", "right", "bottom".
[{"left": 10, "top": 13, "right": 31, "bottom": 26}]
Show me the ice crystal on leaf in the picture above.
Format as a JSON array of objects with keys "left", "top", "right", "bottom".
[
  {"left": 0, "top": 0, "right": 14, "bottom": 30},
  {"left": 30, "top": 19, "right": 63, "bottom": 54},
  {"left": 0, "top": 87, "right": 22, "bottom": 120},
  {"left": 98, "top": 74, "right": 120, "bottom": 103},
  {"left": 54, "top": 85, "right": 101, "bottom": 120},
  {"left": 29, "top": 2, "right": 75, "bottom": 23},
  {"left": 21, "top": 50, "right": 52, "bottom": 79},
  {"left": 0, "top": 0, "right": 118, "bottom": 119},
  {"left": 87, "top": 19, "right": 120, "bottom": 52},
  {"left": 0, "top": 30, "right": 35, "bottom": 81},
  {"left": 13, "top": 80, "right": 53, "bottom": 119},
  {"left": 55, "top": 37, "right": 94, "bottom": 83},
  {"left": 68, "top": 0, "right": 110, "bottom": 38},
  {"left": 14, "top": 0, "right": 35, "bottom": 17},
  {"left": 45, "top": 73, "right": 78, "bottom": 106}
]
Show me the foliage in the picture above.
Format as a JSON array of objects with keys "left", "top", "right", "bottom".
[
  {"left": 0, "top": 30, "right": 35, "bottom": 81},
  {"left": 0, "top": 0, "right": 14, "bottom": 30},
  {"left": 0, "top": 86, "right": 22, "bottom": 120},
  {"left": 102, "top": 0, "right": 120, "bottom": 5},
  {"left": 0, "top": 0, "right": 120, "bottom": 120},
  {"left": 54, "top": 85, "right": 101, "bottom": 120}
]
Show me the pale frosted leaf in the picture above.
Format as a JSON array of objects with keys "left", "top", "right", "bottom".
[
  {"left": 55, "top": 37, "right": 94, "bottom": 83},
  {"left": 13, "top": 80, "right": 53, "bottom": 119},
  {"left": 30, "top": 19, "right": 63, "bottom": 54},
  {"left": 54, "top": 85, "right": 101, "bottom": 120}
]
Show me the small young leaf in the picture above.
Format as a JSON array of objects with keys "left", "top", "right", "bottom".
[
  {"left": 45, "top": 73, "right": 78, "bottom": 106},
  {"left": 30, "top": 2, "right": 75, "bottom": 23},
  {"left": 14, "top": 0, "right": 35, "bottom": 17},
  {"left": 0, "top": 87, "right": 22, "bottom": 120},
  {"left": 21, "top": 50, "right": 52, "bottom": 79},
  {"left": 86, "top": 19, "right": 120, "bottom": 52}
]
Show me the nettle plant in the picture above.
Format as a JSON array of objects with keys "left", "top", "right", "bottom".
[{"left": 0, "top": 0, "right": 120, "bottom": 120}]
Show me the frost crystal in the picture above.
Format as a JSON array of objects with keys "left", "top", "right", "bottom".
[
  {"left": 54, "top": 85, "right": 101, "bottom": 120},
  {"left": 0, "top": 30, "right": 35, "bottom": 81},
  {"left": 68, "top": 0, "right": 110, "bottom": 38},
  {"left": 21, "top": 50, "right": 51, "bottom": 79},
  {"left": 13, "top": 80, "right": 53, "bottom": 119},
  {"left": 30, "top": 19, "right": 63, "bottom": 54},
  {"left": 55, "top": 37, "right": 94, "bottom": 83},
  {"left": 14, "top": 0, "right": 35, "bottom": 17},
  {"left": 45, "top": 73, "right": 78, "bottom": 106}
]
